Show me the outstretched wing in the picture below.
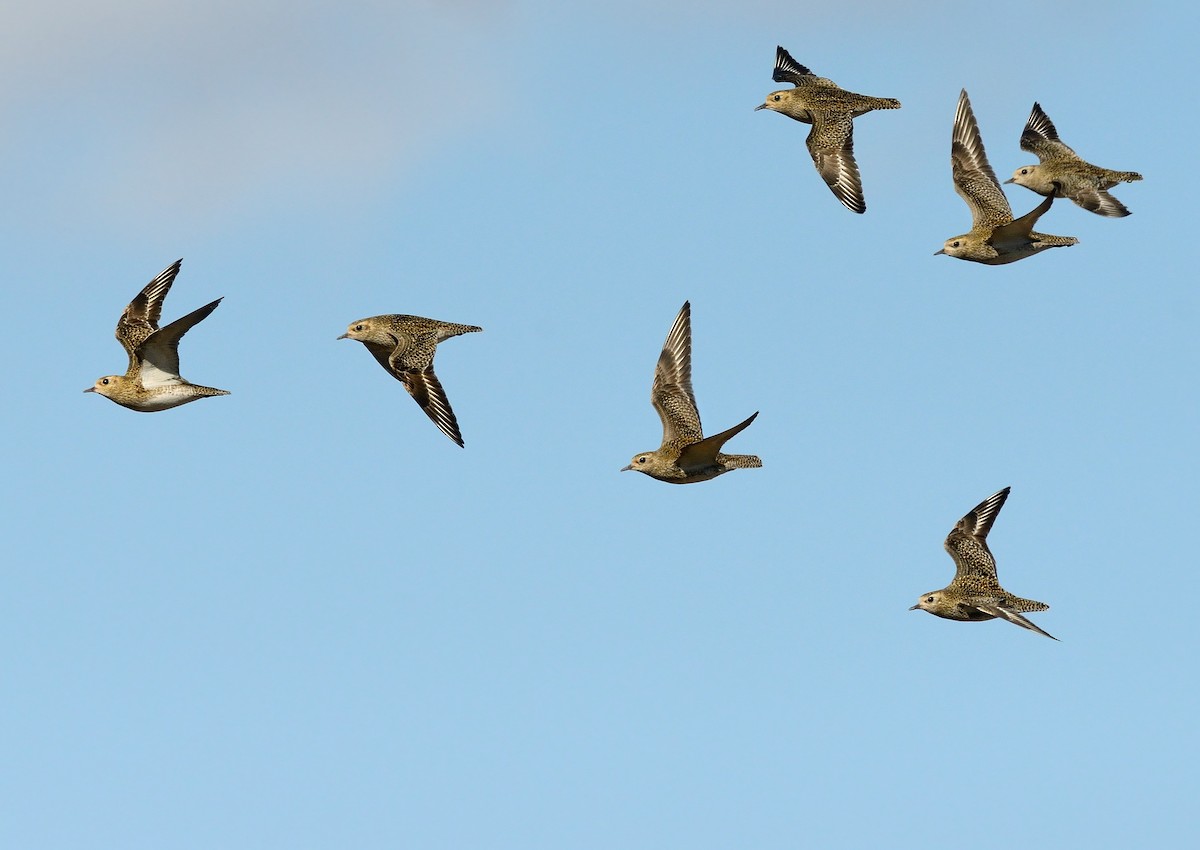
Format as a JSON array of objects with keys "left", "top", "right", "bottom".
[
  {"left": 1019, "top": 102, "right": 1078, "bottom": 162},
  {"left": 772, "top": 45, "right": 815, "bottom": 86},
  {"left": 401, "top": 368, "right": 465, "bottom": 448},
  {"left": 116, "top": 258, "right": 183, "bottom": 370},
  {"left": 651, "top": 301, "right": 703, "bottom": 446},
  {"left": 973, "top": 601, "right": 1058, "bottom": 640},
  {"left": 676, "top": 411, "right": 758, "bottom": 472},
  {"left": 806, "top": 114, "right": 865, "bottom": 213},
  {"left": 137, "top": 297, "right": 222, "bottom": 388},
  {"left": 951, "top": 90, "right": 1012, "bottom": 229},
  {"left": 944, "top": 486, "right": 1010, "bottom": 585}
]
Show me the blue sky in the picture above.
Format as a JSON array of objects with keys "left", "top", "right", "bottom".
[{"left": 2, "top": 2, "right": 1195, "bottom": 847}]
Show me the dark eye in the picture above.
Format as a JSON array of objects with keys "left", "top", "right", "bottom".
[
  {"left": 101, "top": 378, "right": 110, "bottom": 385},
  {"left": 772, "top": 94, "right": 781, "bottom": 102},
  {"left": 951, "top": 241, "right": 960, "bottom": 248},
  {"left": 926, "top": 596, "right": 934, "bottom": 604},
  {"left": 637, "top": 457, "right": 646, "bottom": 464},
  {"left": 355, "top": 324, "right": 364, "bottom": 331},
  {"left": 1021, "top": 168, "right": 1029, "bottom": 175}
]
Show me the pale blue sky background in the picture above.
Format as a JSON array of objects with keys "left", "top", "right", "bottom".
[{"left": 2, "top": 2, "right": 1196, "bottom": 848}]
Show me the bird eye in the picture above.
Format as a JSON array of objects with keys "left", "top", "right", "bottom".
[
  {"left": 355, "top": 324, "right": 364, "bottom": 331},
  {"left": 1021, "top": 168, "right": 1029, "bottom": 175},
  {"left": 637, "top": 457, "right": 646, "bottom": 464},
  {"left": 951, "top": 241, "right": 960, "bottom": 248},
  {"left": 101, "top": 378, "right": 109, "bottom": 385},
  {"left": 772, "top": 94, "right": 781, "bottom": 102},
  {"left": 926, "top": 596, "right": 934, "bottom": 604}
]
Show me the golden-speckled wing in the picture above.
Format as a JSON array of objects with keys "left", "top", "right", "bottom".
[
  {"left": 951, "top": 90, "right": 1012, "bottom": 229},
  {"left": 944, "top": 486, "right": 1010, "bottom": 586},
  {"left": 807, "top": 114, "right": 865, "bottom": 213},
  {"left": 651, "top": 301, "right": 703, "bottom": 446},
  {"left": 1019, "top": 102, "right": 1079, "bottom": 163},
  {"left": 116, "top": 259, "right": 182, "bottom": 372}
]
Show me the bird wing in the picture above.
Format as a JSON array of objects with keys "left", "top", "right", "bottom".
[
  {"left": 806, "top": 114, "right": 865, "bottom": 213},
  {"left": 973, "top": 601, "right": 1058, "bottom": 640},
  {"left": 944, "top": 487, "right": 1010, "bottom": 585},
  {"left": 652, "top": 301, "right": 703, "bottom": 446},
  {"left": 136, "top": 297, "right": 222, "bottom": 388},
  {"left": 676, "top": 412, "right": 758, "bottom": 472},
  {"left": 771, "top": 45, "right": 816, "bottom": 86},
  {"left": 990, "top": 195, "right": 1053, "bottom": 247},
  {"left": 951, "top": 90, "right": 1012, "bottom": 228},
  {"left": 1019, "top": 102, "right": 1078, "bottom": 162},
  {"left": 1068, "top": 187, "right": 1130, "bottom": 218},
  {"left": 401, "top": 368, "right": 464, "bottom": 447},
  {"left": 116, "top": 258, "right": 182, "bottom": 370}
]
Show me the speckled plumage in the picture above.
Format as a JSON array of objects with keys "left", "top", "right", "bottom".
[
  {"left": 339, "top": 314, "right": 482, "bottom": 448},
  {"left": 910, "top": 487, "right": 1057, "bottom": 640},
  {"left": 1006, "top": 102, "right": 1143, "bottom": 217},
  {"left": 622, "top": 301, "right": 761, "bottom": 484},
  {"left": 937, "top": 90, "right": 1078, "bottom": 264},
  {"left": 755, "top": 46, "right": 901, "bottom": 214},
  {"left": 86, "top": 259, "right": 229, "bottom": 412}
]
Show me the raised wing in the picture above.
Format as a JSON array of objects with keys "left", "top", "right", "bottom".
[
  {"left": 951, "top": 89, "right": 1012, "bottom": 229},
  {"left": 651, "top": 301, "right": 702, "bottom": 446},
  {"left": 137, "top": 297, "right": 222, "bottom": 388},
  {"left": 116, "top": 258, "right": 183, "bottom": 370},
  {"left": 944, "top": 486, "right": 1010, "bottom": 585},
  {"left": 1019, "top": 102, "right": 1078, "bottom": 162},
  {"left": 990, "top": 195, "right": 1054, "bottom": 248},
  {"left": 772, "top": 45, "right": 815, "bottom": 86},
  {"left": 676, "top": 411, "right": 758, "bottom": 472}
]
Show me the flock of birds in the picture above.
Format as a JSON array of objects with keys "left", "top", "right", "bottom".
[{"left": 84, "top": 46, "right": 1146, "bottom": 642}]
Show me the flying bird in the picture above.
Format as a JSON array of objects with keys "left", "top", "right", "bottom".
[
  {"left": 339, "top": 314, "right": 482, "bottom": 447},
  {"left": 1006, "top": 101, "right": 1143, "bottom": 217},
  {"left": 622, "top": 301, "right": 761, "bottom": 484},
  {"left": 936, "top": 90, "right": 1078, "bottom": 264},
  {"left": 910, "top": 487, "right": 1057, "bottom": 640},
  {"left": 86, "top": 259, "right": 230, "bottom": 412},
  {"left": 755, "top": 45, "right": 901, "bottom": 213}
]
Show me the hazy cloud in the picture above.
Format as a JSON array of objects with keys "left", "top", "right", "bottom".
[{"left": 1, "top": 1, "right": 517, "bottom": 226}]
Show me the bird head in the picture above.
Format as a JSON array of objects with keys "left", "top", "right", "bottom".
[
  {"left": 910, "top": 591, "right": 945, "bottom": 614},
  {"left": 934, "top": 234, "right": 982, "bottom": 260},
  {"left": 338, "top": 318, "right": 391, "bottom": 346},
  {"left": 1005, "top": 164, "right": 1050, "bottom": 193},
  {"left": 84, "top": 375, "right": 131, "bottom": 399},
  {"left": 621, "top": 452, "right": 675, "bottom": 480}
]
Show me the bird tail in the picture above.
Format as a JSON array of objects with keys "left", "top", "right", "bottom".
[
  {"left": 1006, "top": 596, "right": 1049, "bottom": 613},
  {"left": 858, "top": 96, "right": 901, "bottom": 112},
  {"left": 1029, "top": 233, "right": 1080, "bottom": 248},
  {"left": 1114, "top": 171, "right": 1143, "bottom": 183},
  {"left": 191, "top": 385, "right": 231, "bottom": 398},
  {"left": 439, "top": 323, "right": 483, "bottom": 340},
  {"left": 719, "top": 454, "right": 763, "bottom": 469}
]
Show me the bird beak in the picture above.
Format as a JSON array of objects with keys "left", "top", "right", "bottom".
[
  {"left": 620, "top": 464, "right": 633, "bottom": 472},
  {"left": 908, "top": 604, "right": 920, "bottom": 610},
  {"left": 83, "top": 387, "right": 96, "bottom": 393},
  {"left": 1002, "top": 178, "right": 1015, "bottom": 184},
  {"left": 754, "top": 103, "right": 767, "bottom": 111},
  {"left": 933, "top": 249, "right": 945, "bottom": 256},
  {"left": 336, "top": 333, "right": 349, "bottom": 340}
]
